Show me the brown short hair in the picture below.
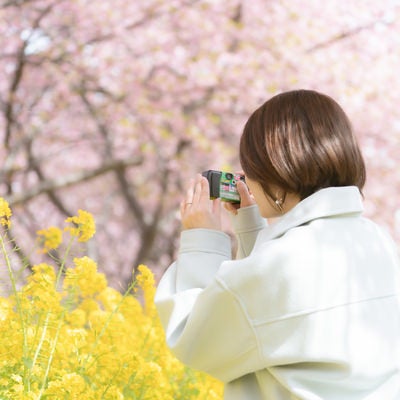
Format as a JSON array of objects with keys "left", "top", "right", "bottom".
[{"left": 240, "top": 89, "right": 366, "bottom": 200}]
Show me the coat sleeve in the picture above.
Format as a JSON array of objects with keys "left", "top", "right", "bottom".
[
  {"left": 230, "top": 205, "right": 267, "bottom": 259},
  {"left": 154, "top": 228, "right": 264, "bottom": 382}
]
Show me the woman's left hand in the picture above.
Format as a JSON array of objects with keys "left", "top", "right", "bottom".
[{"left": 180, "top": 174, "right": 222, "bottom": 230}]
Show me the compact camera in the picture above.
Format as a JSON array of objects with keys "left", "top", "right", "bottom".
[{"left": 202, "top": 170, "right": 245, "bottom": 203}]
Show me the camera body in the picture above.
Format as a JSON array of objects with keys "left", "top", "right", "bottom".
[{"left": 202, "top": 170, "right": 245, "bottom": 203}]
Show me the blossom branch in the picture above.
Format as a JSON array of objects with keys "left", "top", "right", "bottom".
[{"left": 6, "top": 158, "right": 143, "bottom": 206}]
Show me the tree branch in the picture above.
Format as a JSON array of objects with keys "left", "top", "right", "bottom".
[
  {"left": 4, "top": 41, "right": 26, "bottom": 149},
  {"left": 76, "top": 83, "right": 150, "bottom": 231},
  {"left": 3, "top": 2, "right": 56, "bottom": 148},
  {"left": 306, "top": 19, "right": 388, "bottom": 53},
  {"left": 131, "top": 166, "right": 170, "bottom": 270},
  {"left": 124, "top": 0, "right": 202, "bottom": 31},
  {"left": 25, "top": 137, "right": 73, "bottom": 217},
  {"left": 6, "top": 157, "right": 143, "bottom": 206},
  {"left": 1, "top": 0, "right": 41, "bottom": 8}
]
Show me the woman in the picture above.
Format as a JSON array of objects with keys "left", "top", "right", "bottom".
[{"left": 155, "top": 89, "right": 400, "bottom": 399}]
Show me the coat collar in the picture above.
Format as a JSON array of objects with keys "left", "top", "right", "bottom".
[{"left": 255, "top": 186, "right": 364, "bottom": 244}]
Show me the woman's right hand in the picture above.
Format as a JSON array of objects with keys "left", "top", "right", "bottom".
[
  {"left": 180, "top": 174, "right": 222, "bottom": 230},
  {"left": 224, "top": 179, "right": 256, "bottom": 215}
]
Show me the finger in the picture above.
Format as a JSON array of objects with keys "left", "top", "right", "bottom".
[
  {"left": 185, "top": 178, "right": 195, "bottom": 204},
  {"left": 181, "top": 178, "right": 195, "bottom": 218},
  {"left": 180, "top": 199, "right": 187, "bottom": 217},
  {"left": 192, "top": 174, "right": 203, "bottom": 205},
  {"left": 237, "top": 180, "right": 254, "bottom": 207},
  {"left": 212, "top": 198, "right": 221, "bottom": 217},
  {"left": 200, "top": 176, "right": 210, "bottom": 203}
]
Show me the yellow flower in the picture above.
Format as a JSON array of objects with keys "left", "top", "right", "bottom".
[
  {"left": 22, "top": 263, "right": 62, "bottom": 313},
  {"left": 96, "top": 286, "right": 123, "bottom": 311},
  {"left": 0, "top": 204, "right": 225, "bottom": 400},
  {"left": 30, "top": 263, "right": 57, "bottom": 284},
  {"left": 0, "top": 298, "right": 12, "bottom": 323},
  {"left": 64, "top": 308, "right": 86, "bottom": 328},
  {"left": 78, "top": 298, "right": 100, "bottom": 314},
  {"left": 135, "top": 264, "right": 156, "bottom": 315},
  {"left": 102, "top": 385, "right": 124, "bottom": 400},
  {"left": 0, "top": 198, "right": 12, "bottom": 228},
  {"left": 63, "top": 256, "right": 107, "bottom": 297},
  {"left": 36, "top": 226, "right": 62, "bottom": 253},
  {"left": 44, "top": 373, "right": 87, "bottom": 398},
  {"left": 65, "top": 209, "right": 96, "bottom": 242}
]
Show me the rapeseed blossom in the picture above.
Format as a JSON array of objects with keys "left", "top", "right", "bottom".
[
  {"left": 0, "top": 200, "right": 224, "bottom": 399},
  {"left": 65, "top": 209, "right": 96, "bottom": 242},
  {"left": 22, "top": 263, "right": 62, "bottom": 313},
  {"left": 136, "top": 263, "right": 156, "bottom": 315},
  {"left": 36, "top": 226, "right": 63, "bottom": 253},
  {"left": 0, "top": 198, "right": 11, "bottom": 228},
  {"left": 63, "top": 256, "right": 107, "bottom": 297}
]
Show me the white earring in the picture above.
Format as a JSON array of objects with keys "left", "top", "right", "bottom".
[
  {"left": 274, "top": 191, "right": 286, "bottom": 213},
  {"left": 275, "top": 198, "right": 284, "bottom": 213}
]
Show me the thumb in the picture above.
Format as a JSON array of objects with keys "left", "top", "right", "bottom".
[{"left": 237, "top": 180, "right": 255, "bottom": 208}]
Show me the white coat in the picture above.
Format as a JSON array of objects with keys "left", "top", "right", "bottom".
[{"left": 155, "top": 186, "right": 400, "bottom": 399}]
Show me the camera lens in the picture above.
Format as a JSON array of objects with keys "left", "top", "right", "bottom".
[{"left": 225, "top": 173, "right": 233, "bottom": 180}]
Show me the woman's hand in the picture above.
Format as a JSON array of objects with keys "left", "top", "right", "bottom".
[
  {"left": 180, "top": 174, "right": 222, "bottom": 230},
  {"left": 224, "top": 179, "right": 256, "bottom": 215}
]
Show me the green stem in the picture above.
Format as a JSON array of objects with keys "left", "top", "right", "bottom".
[
  {"left": 81, "top": 280, "right": 136, "bottom": 372},
  {"left": 27, "top": 236, "right": 75, "bottom": 390},
  {"left": 0, "top": 231, "right": 29, "bottom": 390},
  {"left": 27, "top": 313, "right": 50, "bottom": 382},
  {"left": 37, "top": 315, "right": 64, "bottom": 399},
  {"left": 34, "top": 236, "right": 76, "bottom": 394},
  {"left": 55, "top": 236, "right": 75, "bottom": 289}
]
